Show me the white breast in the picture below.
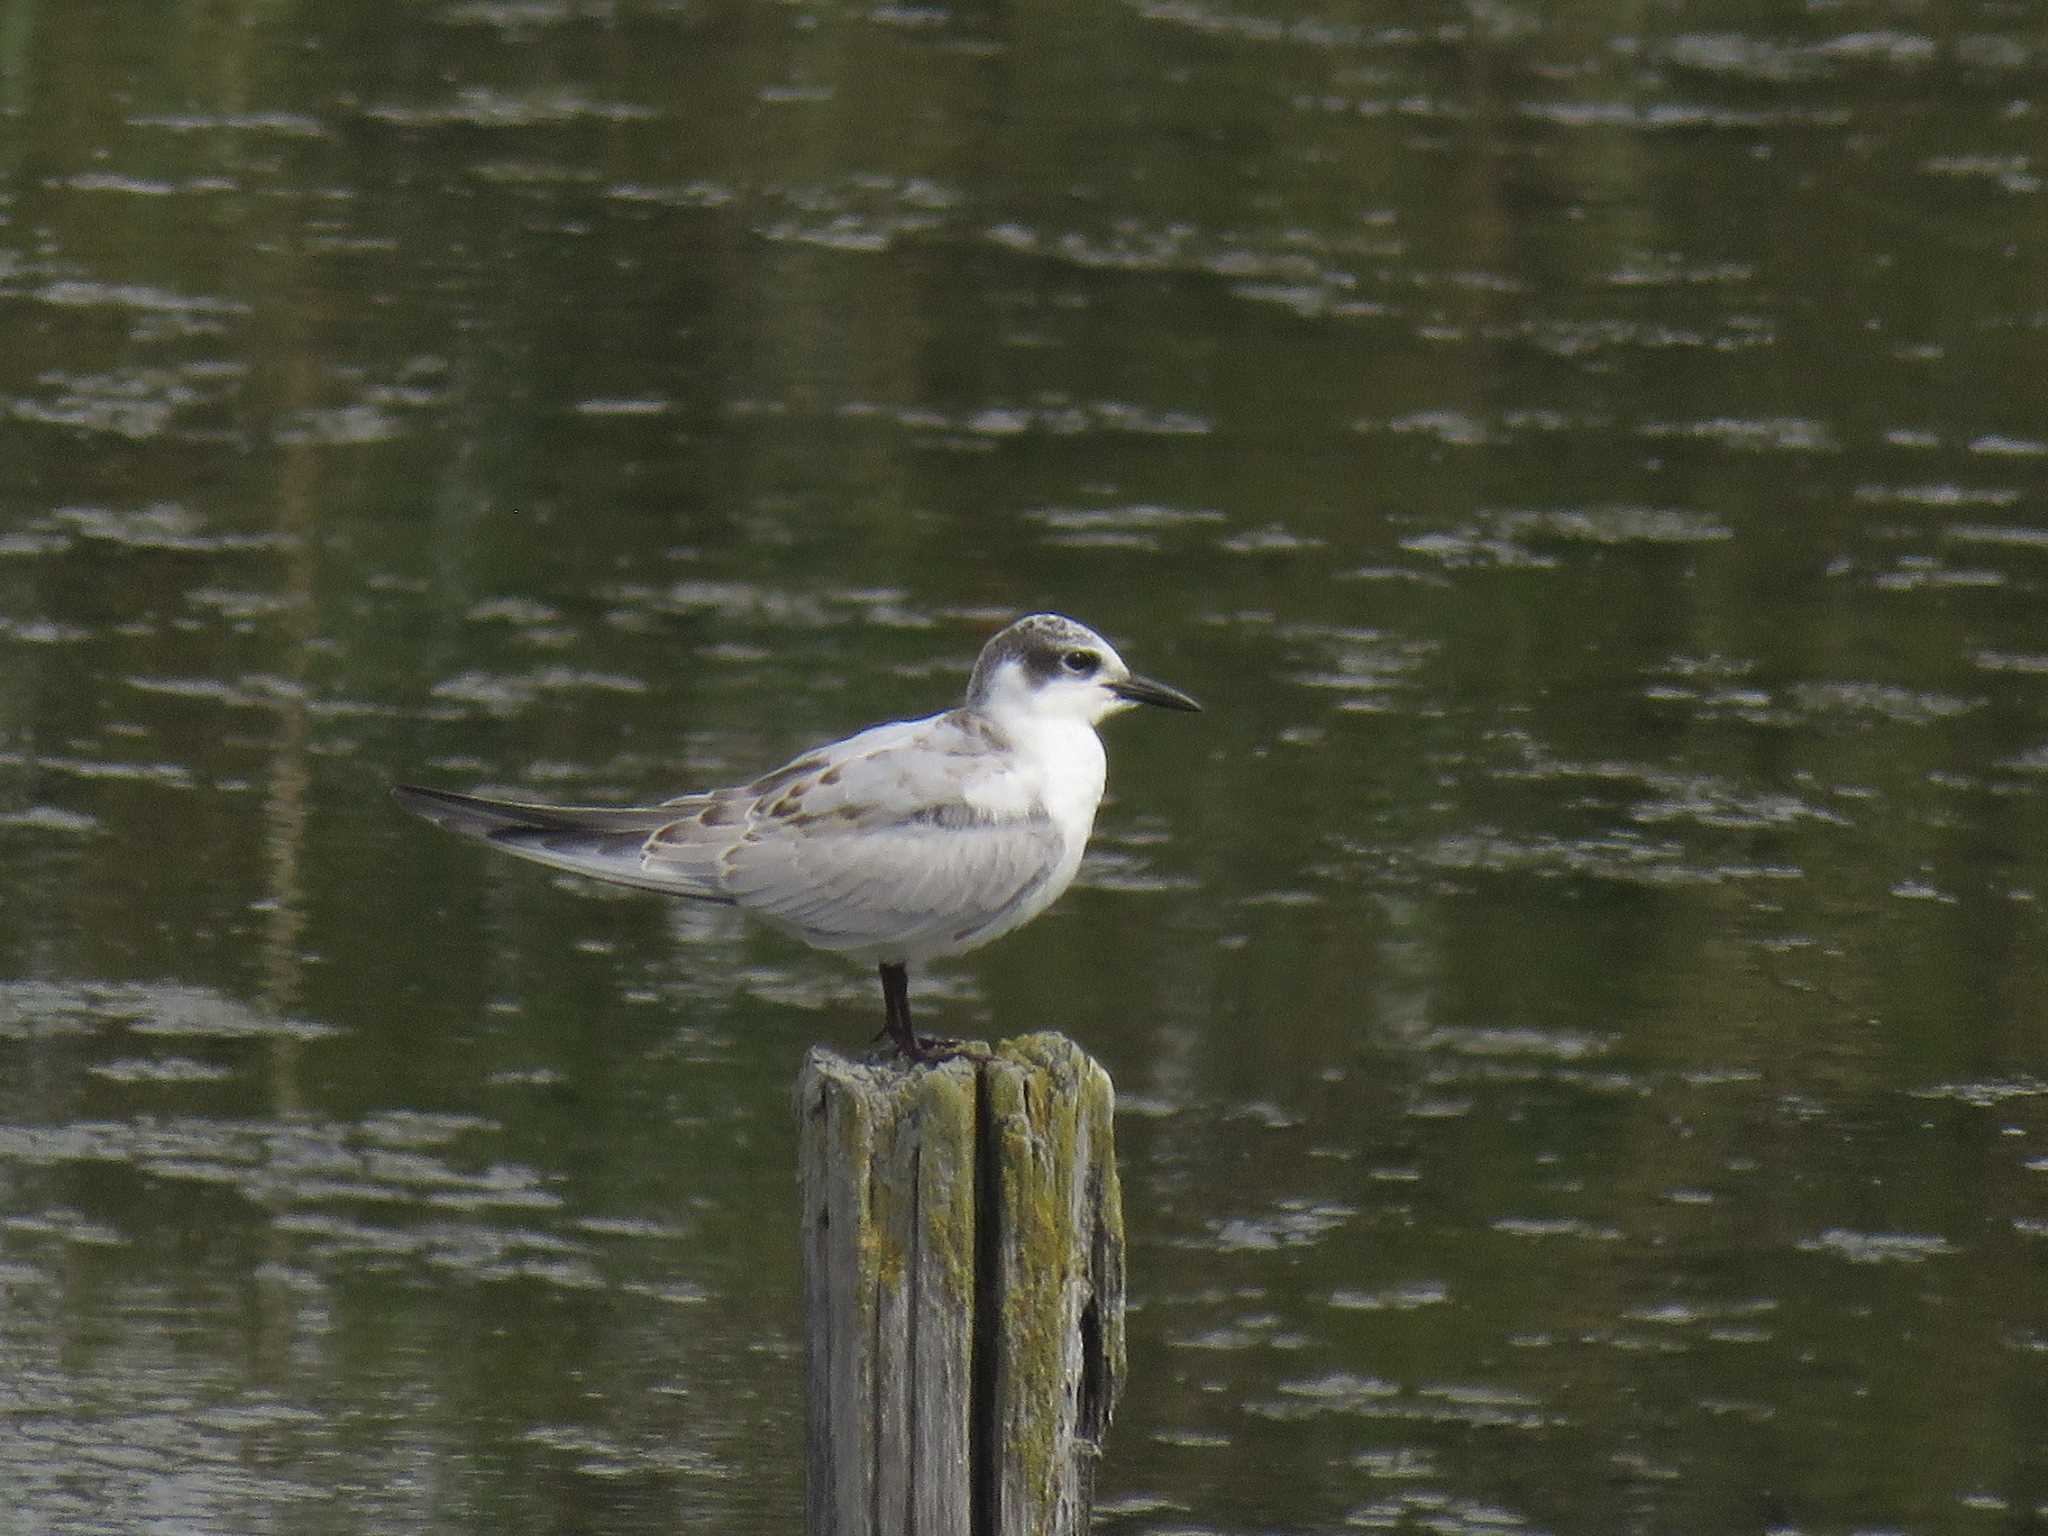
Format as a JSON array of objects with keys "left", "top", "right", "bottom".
[{"left": 951, "top": 712, "right": 1106, "bottom": 950}]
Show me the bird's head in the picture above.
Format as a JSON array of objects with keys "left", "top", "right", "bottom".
[{"left": 965, "top": 613, "right": 1201, "bottom": 727}]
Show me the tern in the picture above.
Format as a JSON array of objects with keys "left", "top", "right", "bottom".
[{"left": 395, "top": 613, "right": 1200, "bottom": 1059}]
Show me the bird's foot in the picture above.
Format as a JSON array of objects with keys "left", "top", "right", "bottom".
[
  {"left": 871, "top": 1020, "right": 973, "bottom": 1064},
  {"left": 873, "top": 962, "right": 978, "bottom": 1064},
  {"left": 883, "top": 1029, "right": 963, "bottom": 1064}
]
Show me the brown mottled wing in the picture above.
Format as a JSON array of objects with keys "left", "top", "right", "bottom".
[{"left": 645, "top": 712, "right": 1065, "bottom": 956}]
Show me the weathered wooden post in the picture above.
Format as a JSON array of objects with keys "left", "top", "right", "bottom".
[{"left": 795, "top": 1032, "right": 1126, "bottom": 1536}]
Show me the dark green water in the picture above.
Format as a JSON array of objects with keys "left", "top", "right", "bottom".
[{"left": 3, "top": 2, "right": 2046, "bottom": 1532}]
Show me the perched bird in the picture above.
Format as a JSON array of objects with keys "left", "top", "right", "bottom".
[{"left": 394, "top": 613, "right": 1200, "bottom": 1059}]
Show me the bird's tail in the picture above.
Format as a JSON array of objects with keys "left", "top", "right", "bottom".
[{"left": 392, "top": 784, "right": 733, "bottom": 901}]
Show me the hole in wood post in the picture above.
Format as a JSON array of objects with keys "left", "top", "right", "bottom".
[{"left": 1077, "top": 1296, "right": 1107, "bottom": 1445}]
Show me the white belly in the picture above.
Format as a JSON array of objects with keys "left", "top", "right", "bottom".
[{"left": 911, "top": 715, "right": 1105, "bottom": 960}]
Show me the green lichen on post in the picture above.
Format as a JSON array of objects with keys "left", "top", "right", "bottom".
[
  {"left": 798, "top": 1036, "right": 1124, "bottom": 1536},
  {"left": 985, "top": 1033, "right": 1125, "bottom": 1533},
  {"left": 910, "top": 1056, "right": 981, "bottom": 1307},
  {"left": 997, "top": 1034, "right": 1125, "bottom": 1395}
]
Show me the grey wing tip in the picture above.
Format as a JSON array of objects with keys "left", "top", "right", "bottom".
[
  {"left": 393, "top": 782, "right": 462, "bottom": 816},
  {"left": 393, "top": 782, "right": 444, "bottom": 817},
  {"left": 392, "top": 783, "right": 515, "bottom": 836},
  {"left": 393, "top": 783, "right": 705, "bottom": 842}
]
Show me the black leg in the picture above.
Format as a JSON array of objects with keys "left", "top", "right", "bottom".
[
  {"left": 878, "top": 961, "right": 919, "bottom": 1057},
  {"left": 875, "top": 962, "right": 960, "bottom": 1063}
]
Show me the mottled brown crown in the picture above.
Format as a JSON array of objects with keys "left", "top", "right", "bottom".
[{"left": 964, "top": 613, "right": 1112, "bottom": 706}]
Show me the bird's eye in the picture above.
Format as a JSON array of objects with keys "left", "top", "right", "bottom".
[{"left": 1062, "top": 649, "right": 1098, "bottom": 676}]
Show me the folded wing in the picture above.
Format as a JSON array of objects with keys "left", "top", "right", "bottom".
[
  {"left": 394, "top": 708, "right": 1064, "bottom": 954},
  {"left": 650, "top": 711, "right": 1066, "bottom": 958}
]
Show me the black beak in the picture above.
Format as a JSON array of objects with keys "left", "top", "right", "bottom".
[{"left": 1112, "top": 672, "right": 1202, "bottom": 712}]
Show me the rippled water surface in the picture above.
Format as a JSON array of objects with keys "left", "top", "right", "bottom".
[{"left": 4, "top": 2, "right": 2047, "bottom": 1532}]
